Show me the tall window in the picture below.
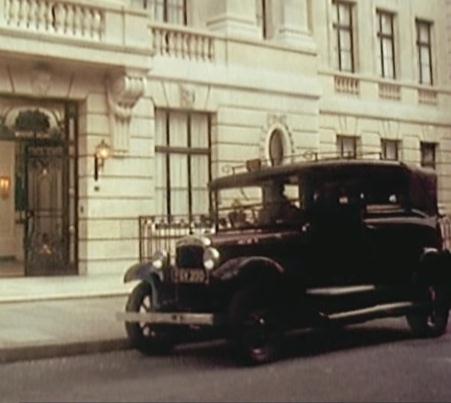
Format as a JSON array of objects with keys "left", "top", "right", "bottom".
[
  {"left": 142, "top": 0, "right": 187, "bottom": 25},
  {"left": 337, "top": 136, "right": 358, "bottom": 159},
  {"left": 376, "top": 10, "right": 396, "bottom": 79},
  {"left": 421, "top": 142, "right": 437, "bottom": 169},
  {"left": 416, "top": 20, "right": 433, "bottom": 85},
  {"left": 381, "top": 139, "right": 400, "bottom": 161},
  {"left": 256, "top": 0, "right": 269, "bottom": 39},
  {"left": 155, "top": 110, "right": 211, "bottom": 217},
  {"left": 332, "top": 1, "right": 355, "bottom": 73}
]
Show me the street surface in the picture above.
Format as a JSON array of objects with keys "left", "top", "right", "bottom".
[{"left": 2, "top": 318, "right": 451, "bottom": 402}]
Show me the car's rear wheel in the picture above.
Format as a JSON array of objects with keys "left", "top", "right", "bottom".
[
  {"left": 406, "top": 284, "right": 449, "bottom": 338},
  {"left": 229, "top": 286, "right": 283, "bottom": 365},
  {"left": 125, "top": 281, "right": 175, "bottom": 355}
]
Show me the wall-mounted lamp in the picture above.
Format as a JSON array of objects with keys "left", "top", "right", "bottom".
[
  {"left": 0, "top": 176, "right": 11, "bottom": 199},
  {"left": 94, "top": 140, "right": 111, "bottom": 181}
]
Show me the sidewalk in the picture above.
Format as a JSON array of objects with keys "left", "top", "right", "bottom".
[{"left": 0, "top": 275, "right": 135, "bottom": 363}]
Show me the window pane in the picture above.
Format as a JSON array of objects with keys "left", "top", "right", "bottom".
[
  {"left": 190, "top": 114, "right": 209, "bottom": 148},
  {"left": 421, "top": 64, "right": 432, "bottom": 84},
  {"left": 167, "top": 0, "right": 185, "bottom": 24},
  {"left": 191, "top": 155, "right": 209, "bottom": 188},
  {"left": 340, "top": 30, "right": 352, "bottom": 51},
  {"left": 382, "top": 38, "right": 393, "bottom": 59},
  {"left": 171, "top": 190, "right": 189, "bottom": 215},
  {"left": 420, "top": 46, "right": 431, "bottom": 66},
  {"left": 338, "top": 3, "right": 351, "bottom": 26},
  {"left": 338, "top": 137, "right": 356, "bottom": 158},
  {"left": 169, "top": 112, "right": 188, "bottom": 147},
  {"left": 382, "top": 140, "right": 399, "bottom": 160},
  {"left": 381, "top": 13, "right": 393, "bottom": 35},
  {"left": 155, "top": 153, "right": 167, "bottom": 215},
  {"left": 343, "top": 138, "right": 355, "bottom": 157},
  {"left": 154, "top": 0, "right": 165, "bottom": 22},
  {"left": 192, "top": 190, "right": 209, "bottom": 215},
  {"left": 384, "top": 57, "right": 395, "bottom": 78},
  {"left": 421, "top": 143, "right": 436, "bottom": 168},
  {"left": 170, "top": 154, "right": 189, "bottom": 215},
  {"left": 340, "top": 50, "right": 353, "bottom": 72},
  {"left": 418, "top": 23, "right": 429, "bottom": 43}
]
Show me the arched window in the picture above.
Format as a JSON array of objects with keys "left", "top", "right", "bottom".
[{"left": 269, "top": 130, "right": 285, "bottom": 166}]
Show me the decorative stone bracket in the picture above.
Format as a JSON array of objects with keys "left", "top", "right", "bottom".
[{"left": 106, "top": 73, "right": 145, "bottom": 155}]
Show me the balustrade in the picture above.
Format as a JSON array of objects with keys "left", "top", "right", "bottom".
[
  {"left": 151, "top": 23, "right": 215, "bottom": 62},
  {"left": 334, "top": 75, "right": 360, "bottom": 96},
  {"left": 379, "top": 82, "right": 401, "bottom": 100},
  {"left": 4, "top": 0, "right": 104, "bottom": 41},
  {"left": 418, "top": 88, "right": 438, "bottom": 105}
]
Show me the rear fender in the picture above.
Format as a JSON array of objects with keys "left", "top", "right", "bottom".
[
  {"left": 418, "top": 249, "right": 451, "bottom": 287},
  {"left": 212, "top": 256, "right": 285, "bottom": 288}
]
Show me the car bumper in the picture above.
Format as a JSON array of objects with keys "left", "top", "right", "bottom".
[{"left": 116, "top": 311, "right": 223, "bottom": 326}]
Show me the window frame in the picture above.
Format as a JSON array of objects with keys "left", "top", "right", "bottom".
[
  {"left": 332, "top": 0, "right": 355, "bottom": 73},
  {"left": 337, "top": 135, "right": 358, "bottom": 159},
  {"left": 376, "top": 10, "right": 396, "bottom": 80},
  {"left": 420, "top": 142, "right": 437, "bottom": 170},
  {"left": 416, "top": 19, "right": 434, "bottom": 86},
  {"left": 155, "top": 109, "right": 212, "bottom": 218},
  {"left": 256, "top": 0, "right": 269, "bottom": 39},
  {"left": 143, "top": 0, "right": 188, "bottom": 25},
  {"left": 381, "top": 139, "right": 400, "bottom": 161}
]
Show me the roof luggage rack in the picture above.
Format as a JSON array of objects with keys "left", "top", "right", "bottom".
[{"left": 222, "top": 151, "right": 386, "bottom": 175}]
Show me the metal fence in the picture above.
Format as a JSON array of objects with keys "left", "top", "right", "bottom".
[{"left": 139, "top": 215, "right": 214, "bottom": 263}]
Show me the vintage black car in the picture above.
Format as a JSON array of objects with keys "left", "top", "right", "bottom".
[{"left": 118, "top": 159, "right": 451, "bottom": 364}]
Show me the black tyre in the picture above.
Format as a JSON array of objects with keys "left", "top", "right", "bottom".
[
  {"left": 406, "top": 284, "right": 450, "bottom": 338},
  {"left": 125, "top": 282, "right": 175, "bottom": 355},
  {"left": 229, "top": 286, "right": 283, "bottom": 365}
]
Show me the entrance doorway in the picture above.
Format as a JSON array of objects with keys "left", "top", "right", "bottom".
[{"left": 0, "top": 100, "right": 78, "bottom": 277}]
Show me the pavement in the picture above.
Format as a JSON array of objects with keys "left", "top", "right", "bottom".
[{"left": 0, "top": 274, "right": 136, "bottom": 364}]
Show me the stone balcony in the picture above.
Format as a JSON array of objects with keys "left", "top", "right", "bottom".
[{"left": 0, "top": 0, "right": 151, "bottom": 70}]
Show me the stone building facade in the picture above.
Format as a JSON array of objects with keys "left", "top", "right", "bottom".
[{"left": 0, "top": 0, "right": 450, "bottom": 279}]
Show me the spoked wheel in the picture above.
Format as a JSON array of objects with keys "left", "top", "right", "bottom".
[
  {"left": 125, "top": 282, "right": 175, "bottom": 355},
  {"left": 406, "top": 284, "right": 450, "bottom": 338},
  {"left": 229, "top": 287, "right": 283, "bottom": 365}
]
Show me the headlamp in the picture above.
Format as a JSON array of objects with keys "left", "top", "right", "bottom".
[
  {"left": 151, "top": 250, "right": 169, "bottom": 271},
  {"left": 203, "top": 247, "right": 220, "bottom": 271}
]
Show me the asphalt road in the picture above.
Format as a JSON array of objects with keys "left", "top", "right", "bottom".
[{"left": 2, "top": 318, "right": 451, "bottom": 403}]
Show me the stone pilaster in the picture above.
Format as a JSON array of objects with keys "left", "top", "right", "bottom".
[
  {"left": 207, "top": 0, "right": 260, "bottom": 39},
  {"left": 274, "top": 0, "right": 316, "bottom": 52}
]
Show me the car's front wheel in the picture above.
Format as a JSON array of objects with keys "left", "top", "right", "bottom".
[
  {"left": 125, "top": 281, "right": 175, "bottom": 355},
  {"left": 406, "top": 284, "right": 449, "bottom": 338},
  {"left": 229, "top": 286, "right": 283, "bottom": 365}
]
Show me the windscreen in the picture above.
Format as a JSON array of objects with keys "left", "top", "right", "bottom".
[{"left": 214, "top": 176, "right": 303, "bottom": 230}]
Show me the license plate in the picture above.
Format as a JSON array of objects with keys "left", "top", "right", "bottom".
[{"left": 173, "top": 268, "right": 206, "bottom": 284}]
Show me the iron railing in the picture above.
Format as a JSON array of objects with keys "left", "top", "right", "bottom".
[{"left": 139, "top": 214, "right": 214, "bottom": 263}]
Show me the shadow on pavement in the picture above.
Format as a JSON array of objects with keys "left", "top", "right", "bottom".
[{"left": 170, "top": 319, "right": 415, "bottom": 367}]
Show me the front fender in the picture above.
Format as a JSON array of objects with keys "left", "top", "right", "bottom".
[
  {"left": 124, "top": 262, "right": 171, "bottom": 310},
  {"left": 124, "top": 262, "right": 159, "bottom": 283}
]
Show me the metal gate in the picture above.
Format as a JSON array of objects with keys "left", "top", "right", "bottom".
[{"left": 20, "top": 103, "right": 78, "bottom": 276}]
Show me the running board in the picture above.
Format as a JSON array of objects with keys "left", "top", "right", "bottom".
[{"left": 326, "top": 301, "right": 426, "bottom": 325}]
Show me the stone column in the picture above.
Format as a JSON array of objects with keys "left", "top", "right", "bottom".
[
  {"left": 274, "top": 0, "right": 316, "bottom": 52},
  {"left": 207, "top": 0, "right": 260, "bottom": 39}
]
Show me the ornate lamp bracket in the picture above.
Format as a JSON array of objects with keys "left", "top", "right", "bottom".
[{"left": 106, "top": 72, "right": 145, "bottom": 156}]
